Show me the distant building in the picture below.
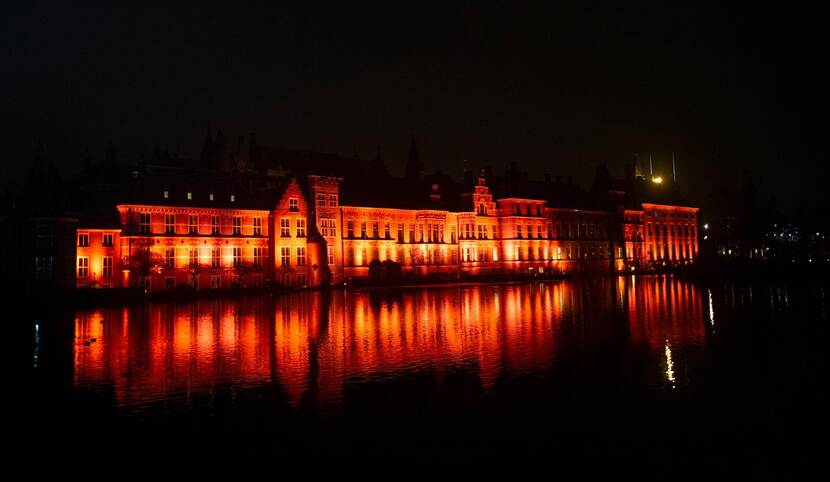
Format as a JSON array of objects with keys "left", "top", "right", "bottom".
[{"left": 8, "top": 137, "right": 700, "bottom": 291}]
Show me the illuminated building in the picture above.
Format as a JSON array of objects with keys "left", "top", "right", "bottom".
[{"left": 10, "top": 138, "right": 697, "bottom": 290}]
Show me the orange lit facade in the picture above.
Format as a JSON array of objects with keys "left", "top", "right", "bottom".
[{"left": 74, "top": 174, "right": 698, "bottom": 290}]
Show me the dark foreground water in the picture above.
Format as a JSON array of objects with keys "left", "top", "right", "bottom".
[{"left": 25, "top": 276, "right": 827, "bottom": 474}]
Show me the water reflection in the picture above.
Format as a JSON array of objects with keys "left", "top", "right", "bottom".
[{"left": 72, "top": 277, "right": 711, "bottom": 415}]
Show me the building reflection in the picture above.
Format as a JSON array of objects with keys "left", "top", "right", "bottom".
[{"left": 73, "top": 277, "right": 709, "bottom": 412}]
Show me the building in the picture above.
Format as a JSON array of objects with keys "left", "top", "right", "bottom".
[{"left": 6, "top": 137, "right": 699, "bottom": 291}]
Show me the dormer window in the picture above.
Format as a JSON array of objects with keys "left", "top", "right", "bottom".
[
  {"left": 187, "top": 192, "right": 192, "bottom": 200},
  {"left": 230, "top": 194, "right": 235, "bottom": 203},
  {"left": 163, "top": 190, "right": 169, "bottom": 199}
]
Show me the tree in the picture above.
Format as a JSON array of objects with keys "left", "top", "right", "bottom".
[{"left": 122, "top": 249, "right": 162, "bottom": 287}]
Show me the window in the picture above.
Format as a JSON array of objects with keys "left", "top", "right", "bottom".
[
  {"left": 211, "top": 275, "right": 220, "bottom": 288},
  {"left": 409, "top": 224, "right": 415, "bottom": 243},
  {"left": 537, "top": 225, "right": 542, "bottom": 239},
  {"left": 361, "top": 221, "right": 367, "bottom": 238},
  {"left": 280, "top": 218, "right": 290, "bottom": 237},
  {"left": 384, "top": 222, "right": 391, "bottom": 239},
  {"left": 163, "top": 190, "right": 169, "bottom": 199},
  {"left": 328, "top": 249, "right": 335, "bottom": 265},
  {"left": 165, "top": 214, "right": 175, "bottom": 234},
  {"left": 296, "top": 218, "right": 306, "bottom": 237},
  {"left": 189, "top": 248, "right": 198, "bottom": 268},
  {"left": 77, "top": 257, "right": 89, "bottom": 277},
  {"left": 77, "top": 233, "right": 89, "bottom": 247},
  {"left": 187, "top": 192, "right": 192, "bottom": 200},
  {"left": 165, "top": 248, "right": 175, "bottom": 268},
  {"left": 317, "top": 193, "right": 326, "bottom": 207},
  {"left": 281, "top": 246, "right": 290, "bottom": 266},
  {"left": 233, "top": 216, "right": 241, "bottom": 235},
  {"left": 297, "top": 247, "right": 306, "bottom": 266},
  {"left": 209, "top": 193, "right": 214, "bottom": 201},
  {"left": 230, "top": 194, "right": 235, "bottom": 203},
  {"left": 397, "top": 224, "right": 404, "bottom": 241},
  {"left": 289, "top": 197, "right": 299, "bottom": 211},
  {"left": 347, "top": 220, "right": 354, "bottom": 238},
  {"left": 211, "top": 247, "right": 220, "bottom": 268},
  {"left": 253, "top": 217, "right": 262, "bottom": 236},
  {"left": 321, "top": 218, "right": 336, "bottom": 237},
  {"left": 232, "top": 247, "right": 241, "bottom": 267},
  {"left": 253, "top": 247, "right": 263, "bottom": 267},
  {"left": 328, "top": 194, "right": 337, "bottom": 207},
  {"left": 211, "top": 216, "right": 220, "bottom": 235},
  {"left": 451, "top": 226, "right": 456, "bottom": 243},
  {"left": 102, "top": 233, "right": 113, "bottom": 247},
  {"left": 139, "top": 213, "right": 151, "bottom": 234},
  {"left": 372, "top": 222, "right": 379, "bottom": 238},
  {"left": 516, "top": 224, "right": 522, "bottom": 239},
  {"left": 189, "top": 215, "right": 198, "bottom": 234}
]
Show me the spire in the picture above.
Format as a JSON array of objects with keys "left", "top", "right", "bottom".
[
  {"left": 371, "top": 144, "right": 388, "bottom": 176},
  {"left": 214, "top": 129, "right": 226, "bottom": 170},
  {"left": 200, "top": 123, "right": 214, "bottom": 166},
  {"left": 634, "top": 152, "right": 642, "bottom": 178},
  {"left": 672, "top": 152, "right": 677, "bottom": 183},
  {"left": 649, "top": 154, "right": 654, "bottom": 178},
  {"left": 405, "top": 137, "right": 423, "bottom": 180}
]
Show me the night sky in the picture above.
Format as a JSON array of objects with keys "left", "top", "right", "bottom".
[{"left": 2, "top": 3, "right": 826, "bottom": 212}]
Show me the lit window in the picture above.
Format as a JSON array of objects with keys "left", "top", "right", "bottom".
[
  {"left": 328, "top": 194, "right": 337, "bottom": 207},
  {"left": 187, "top": 192, "right": 192, "bottom": 200},
  {"left": 211, "top": 247, "right": 220, "bottom": 268},
  {"left": 253, "top": 247, "right": 263, "bottom": 267},
  {"left": 280, "top": 218, "right": 290, "bottom": 237},
  {"left": 232, "top": 247, "right": 241, "bottom": 267},
  {"left": 253, "top": 217, "right": 262, "bottom": 236},
  {"left": 296, "top": 218, "right": 306, "bottom": 237},
  {"left": 297, "top": 247, "right": 306, "bottom": 266},
  {"left": 328, "top": 249, "right": 334, "bottom": 265},
  {"left": 211, "top": 216, "right": 220, "bottom": 235},
  {"left": 165, "top": 214, "right": 175, "bottom": 234},
  {"left": 77, "top": 257, "right": 89, "bottom": 277},
  {"left": 139, "top": 213, "right": 151, "bottom": 234},
  {"left": 233, "top": 216, "right": 241, "bottom": 235},
  {"left": 289, "top": 198, "right": 299, "bottom": 211},
  {"left": 230, "top": 194, "right": 235, "bottom": 202},
  {"left": 163, "top": 190, "right": 169, "bottom": 199},
  {"left": 209, "top": 193, "right": 214, "bottom": 201},
  {"left": 281, "top": 246, "right": 290, "bottom": 266},
  {"left": 165, "top": 248, "right": 175, "bottom": 268},
  {"left": 189, "top": 215, "right": 198, "bottom": 234},
  {"left": 77, "top": 233, "right": 89, "bottom": 247}
]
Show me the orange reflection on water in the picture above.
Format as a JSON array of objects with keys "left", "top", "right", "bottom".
[{"left": 72, "top": 278, "right": 708, "bottom": 412}]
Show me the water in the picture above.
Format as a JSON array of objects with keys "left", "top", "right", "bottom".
[{"left": 27, "top": 276, "right": 827, "bottom": 473}]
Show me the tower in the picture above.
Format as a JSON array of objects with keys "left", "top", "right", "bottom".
[{"left": 405, "top": 137, "right": 423, "bottom": 181}]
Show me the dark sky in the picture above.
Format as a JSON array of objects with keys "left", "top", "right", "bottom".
[{"left": 2, "top": 3, "right": 826, "bottom": 212}]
